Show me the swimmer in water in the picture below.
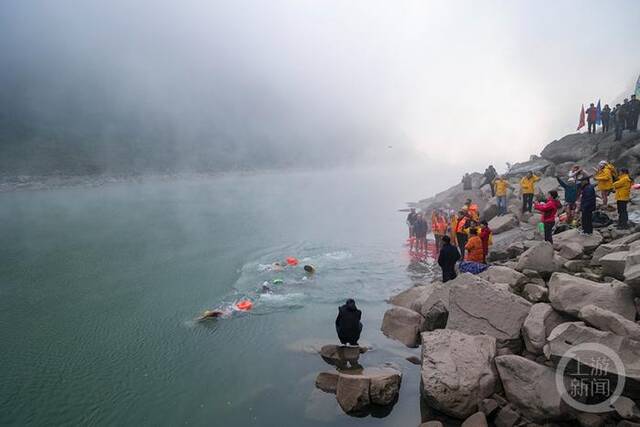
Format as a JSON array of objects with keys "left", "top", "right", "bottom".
[
  {"left": 196, "top": 307, "right": 232, "bottom": 321},
  {"left": 271, "top": 262, "right": 284, "bottom": 272},
  {"left": 303, "top": 265, "right": 315, "bottom": 274}
]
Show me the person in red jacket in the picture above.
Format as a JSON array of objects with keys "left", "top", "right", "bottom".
[
  {"left": 534, "top": 190, "right": 562, "bottom": 244},
  {"left": 586, "top": 103, "right": 597, "bottom": 134},
  {"left": 479, "top": 220, "right": 492, "bottom": 263}
]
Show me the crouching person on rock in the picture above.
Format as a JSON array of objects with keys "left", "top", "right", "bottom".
[
  {"left": 336, "top": 299, "right": 362, "bottom": 346},
  {"left": 437, "top": 235, "right": 460, "bottom": 282}
]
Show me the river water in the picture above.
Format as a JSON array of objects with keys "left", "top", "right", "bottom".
[{"left": 0, "top": 167, "right": 452, "bottom": 426}]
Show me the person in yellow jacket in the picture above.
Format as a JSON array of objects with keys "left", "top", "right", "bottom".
[
  {"left": 612, "top": 168, "right": 633, "bottom": 229},
  {"left": 492, "top": 176, "right": 511, "bottom": 216},
  {"left": 520, "top": 172, "right": 540, "bottom": 213},
  {"left": 594, "top": 161, "right": 614, "bottom": 207}
]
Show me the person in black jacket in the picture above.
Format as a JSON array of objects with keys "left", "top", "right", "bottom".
[
  {"left": 437, "top": 235, "right": 461, "bottom": 282},
  {"left": 335, "top": 299, "right": 362, "bottom": 345},
  {"left": 579, "top": 177, "right": 596, "bottom": 234}
]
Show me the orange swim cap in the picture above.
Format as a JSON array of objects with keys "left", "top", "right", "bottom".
[
  {"left": 235, "top": 300, "right": 253, "bottom": 311},
  {"left": 286, "top": 257, "right": 299, "bottom": 266}
]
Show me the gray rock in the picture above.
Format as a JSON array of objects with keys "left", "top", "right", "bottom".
[
  {"left": 579, "top": 304, "right": 640, "bottom": 340},
  {"left": 319, "top": 345, "right": 365, "bottom": 365},
  {"left": 461, "top": 411, "right": 488, "bottom": 427},
  {"left": 388, "top": 285, "right": 428, "bottom": 311},
  {"left": 420, "top": 422, "right": 444, "bottom": 427},
  {"left": 446, "top": 274, "right": 531, "bottom": 351},
  {"left": 544, "top": 322, "right": 640, "bottom": 397},
  {"left": 522, "top": 283, "right": 548, "bottom": 303},
  {"left": 478, "top": 398, "right": 499, "bottom": 416},
  {"left": 489, "top": 214, "right": 519, "bottom": 235},
  {"left": 559, "top": 241, "right": 584, "bottom": 260},
  {"left": 495, "top": 355, "right": 574, "bottom": 422},
  {"left": 414, "top": 282, "right": 451, "bottom": 319},
  {"left": 625, "top": 247, "right": 640, "bottom": 294},
  {"left": 506, "top": 157, "right": 552, "bottom": 177},
  {"left": 515, "top": 242, "right": 557, "bottom": 274},
  {"left": 368, "top": 367, "right": 402, "bottom": 406},
  {"left": 600, "top": 251, "right": 629, "bottom": 280},
  {"left": 540, "top": 132, "right": 599, "bottom": 164},
  {"left": 423, "top": 300, "right": 448, "bottom": 331},
  {"left": 576, "top": 412, "right": 605, "bottom": 427},
  {"left": 591, "top": 242, "right": 630, "bottom": 266},
  {"left": 548, "top": 272, "right": 636, "bottom": 319},
  {"left": 494, "top": 405, "right": 520, "bottom": 427},
  {"left": 335, "top": 374, "right": 370, "bottom": 413},
  {"left": 565, "top": 259, "right": 589, "bottom": 272},
  {"left": 381, "top": 306, "right": 425, "bottom": 348},
  {"left": 553, "top": 228, "right": 603, "bottom": 254},
  {"left": 479, "top": 266, "right": 528, "bottom": 293},
  {"left": 421, "top": 329, "right": 497, "bottom": 419},
  {"left": 613, "top": 396, "right": 640, "bottom": 421},
  {"left": 522, "top": 303, "right": 568, "bottom": 354}
]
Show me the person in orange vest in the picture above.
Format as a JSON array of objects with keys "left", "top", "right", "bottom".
[
  {"left": 464, "top": 228, "right": 485, "bottom": 263},
  {"left": 431, "top": 211, "right": 442, "bottom": 250},
  {"left": 463, "top": 199, "right": 480, "bottom": 221},
  {"left": 437, "top": 212, "right": 448, "bottom": 250},
  {"left": 455, "top": 211, "right": 469, "bottom": 258},
  {"left": 479, "top": 220, "right": 493, "bottom": 263},
  {"left": 449, "top": 211, "right": 458, "bottom": 246}
]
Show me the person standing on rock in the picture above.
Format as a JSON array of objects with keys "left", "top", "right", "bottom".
[
  {"left": 464, "top": 228, "right": 485, "bottom": 263},
  {"left": 613, "top": 103, "right": 625, "bottom": 141},
  {"left": 593, "top": 161, "right": 614, "bottom": 208},
  {"left": 462, "top": 173, "right": 472, "bottom": 190},
  {"left": 463, "top": 198, "right": 479, "bottom": 222},
  {"left": 479, "top": 220, "right": 492, "bottom": 263},
  {"left": 520, "top": 171, "right": 540, "bottom": 213},
  {"left": 406, "top": 208, "right": 417, "bottom": 240},
  {"left": 578, "top": 177, "right": 596, "bottom": 234},
  {"left": 437, "top": 235, "right": 460, "bottom": 282},
  {"left": 601, "top": 104, "right": 611, "bottom": 133},
  {"left": 454, "top": 211, "right": 469, "bottom": 258},
  {"left": 413, "top": 213, "right": 428, "bottom": 254},
  {"left": 556, "top": 175, "right": 578, "bottom": 225},
  {"left": 534, "top": 190, "right": 562, "bottom": 243},
  {"left": 630, "top": 94, "right": 640, "bottom": 132},
  {"left": 622, "top": 98, "right": 631, "bottom": 130},
  {"left": 586, "top": 103, "right": 597, "bottom": 134},
  {"left": 480, "top": 165, "right": 498, "bottom": 196},
  {"left": 493, "top": 175, "right": 511, "bottom": 216},
  {"left": 335, "top": 299, "right": 362, "bottom": 346},
  {"left": 613, "top": 168, "right": 633, "bottom": 229}
]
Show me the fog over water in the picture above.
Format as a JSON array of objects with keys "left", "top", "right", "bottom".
[{"left": 2, "top": 0, "right": 639, "bottom": 175}]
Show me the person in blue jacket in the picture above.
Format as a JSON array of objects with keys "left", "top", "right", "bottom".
[
  {"left": 556, "top": 175, "right": 578, "bottom": 224},
  {"left": 578, "top": 177, "right": 596, "bottom": 234}
]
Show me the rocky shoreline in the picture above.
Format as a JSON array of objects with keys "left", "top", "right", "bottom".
[{"left": 383, "top": 130, "right": 640, "bottom": 426}]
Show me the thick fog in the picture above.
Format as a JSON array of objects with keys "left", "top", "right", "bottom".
[{"left": 1, "top": 0, "right": 639, "bottom": 175}]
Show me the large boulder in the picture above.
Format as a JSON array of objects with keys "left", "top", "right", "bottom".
[
  {"left": 548, "top": 272, "right": 636, "bottom": 319},
  {"left": 515, "top": 242, "right": 557, "bottom": 274},
  {"left": 446, "top": 273, "right": 531, "bottom": 351},
  {"left": 495, "top": 355, "right": 574, "bottom": 422},
  {"left": 321, "top": 366, "right": 402, "bottom": 412},
  {"left": 625, "top": 247, "right": 640, "bottom": 294},
  {"left": 522, "top": 303, "right": 568, "bottom": 354},
  {"left": 544, "top": 322, "right": 640, "bottom": 398},
  {"left": 381, "top": 306, "right": 425, "bottom": 348},
  {"left": 522, "top": 283, "right": 548, "bottom": 303},
  {"left": 367, "top": 367, "right": 403, "bottom": 406},
  {"left": 335, "top": 374, "right": 370, "bottom": 413},
  {"left": 423, "top": 300, "right": 449, "bottom": 331},
  {"left": 388, "top": 285, "right": 428, "bottom": 311},
  {"left": 506, "top": 157, "right": 552, "bottom": 177},
  {"left": 552, "top": 228, "right": 603, "bottom": 254},
  {"left": 488, "top": 214, "right": 519, "bottom": 235},
  {"left": 482, "top": 199, "right": 499, "bottom": 222},
  {"left": 601, "top": 251, "right": 629, "bottom": 280},
  {"left": 591, "top": 242, "right": 631, "bottom": 266},
  {"left": 479, "top": 266, "right": 527, "bottom": 293},
  {"left": 540, "top": 133, "right": 600, "bottom": 164},
  {"left": 421, "top": 329, "right": 497, "bottom": 419},
  {"left": 579, "top": 305, "right": 640, "bottom": 340},
  {"left": 413, "top": 282, "right": 451, "bottom": 319}
]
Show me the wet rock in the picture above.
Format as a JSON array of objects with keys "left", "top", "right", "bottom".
[
  {"left": 522, "top": 303, "right": 567, "bottom": 355},
  {"left": 381, "top": 306, "right": 425, "bottom": 348},
  {"left": 320, "top": 344, "right": 366, "bottom": 367},
  {"left": 421, "top": 329, "right": 497, "bottom": 419},
  {"left": 461, "top": 411, "right": 488, "bottom": 427},
  {"left": 446, "top": 273, "right": 531, "bottom": 351},
  {"left": 600, "top": 251, "right": 629, "bottom": 280},
  {"left": 548, "top": 272, "right": 636, "bottom": 319},
  {"left": 522, "top": 283, "right": 548, "bottom": 303},
  {"left": 335, "top": 374, "right": 370, "bottom": 413},
  {"left": 368, "top": 367, "right": 402, "bottom": 405},
  {"left": 315, "top": 371, "right": 339, "bottom": 393},
  {"left": 478, "top": 266, "right": 527, "bottom": 293},
  {"left": 578, "top": 305, "right": 640, "bottom": 340},
  {"left": 406, "top": 355, "right": 421, "bottom": 365},
  {"left": 489, "top": 214, "right": 519, "bottom": 235},
  {"left": 495, "top": 355, "right": 574, "bottom": 422},
  {"left": 515, "top": 242, "right": 557, "bottom": 274}
]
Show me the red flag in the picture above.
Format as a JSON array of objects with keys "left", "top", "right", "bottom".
[{"left": 577, "top": 104, "right": 585, "bottom": 130}]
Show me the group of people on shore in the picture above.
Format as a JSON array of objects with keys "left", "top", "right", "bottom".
[
  {"left": 584, "top": 94, "right": 640, "bottom": 140},
  {"left": 410, "top": 160, "right": 635, "bottom": 282}
]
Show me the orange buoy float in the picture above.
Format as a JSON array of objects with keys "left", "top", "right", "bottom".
[
  {"left": 235, "top": 300, "right": 253, "bottom": 311},
  {"left": 286, "top": 257, "right": 299, "bottom": 266}
]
